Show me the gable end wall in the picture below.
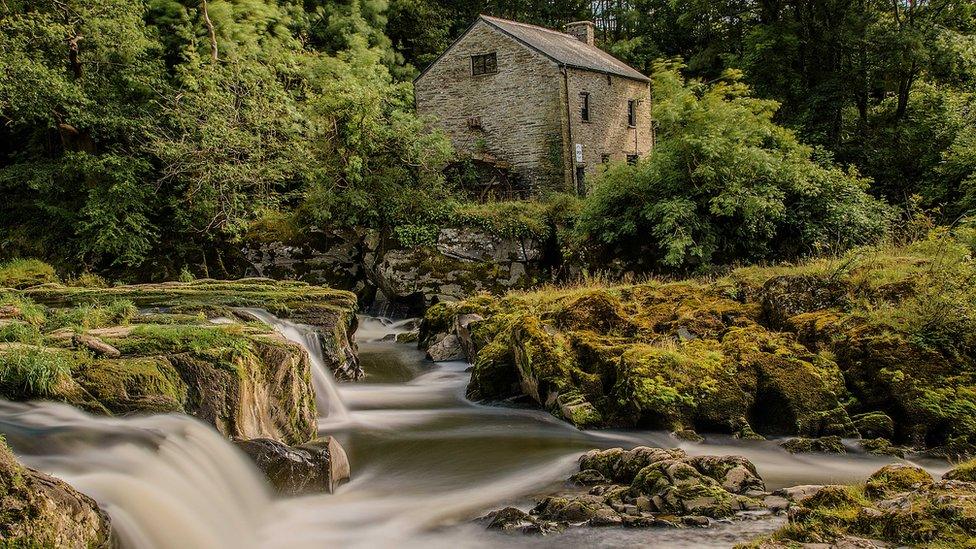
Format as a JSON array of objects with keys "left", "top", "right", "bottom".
[{"left": 415, "top": 21, "right": 568, "bottom": 193}]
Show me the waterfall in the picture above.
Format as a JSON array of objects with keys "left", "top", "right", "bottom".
[
  {"left": 0, "top": 401, "right": 271, "bottom": 549},
  {"left": 240, "top": 308, "right": 349, "bottom": 421}
]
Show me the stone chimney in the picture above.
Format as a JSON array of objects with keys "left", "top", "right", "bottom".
[{"left": 565, "top": 21, "right": 595, "bottom": 46}]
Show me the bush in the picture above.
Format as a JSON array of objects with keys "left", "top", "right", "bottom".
[
  {"left": 577, "top": 63, "right": 893, "bottom": 272},
  {"left": 0, "top": 259, "right": 58, "bottom": 289}
]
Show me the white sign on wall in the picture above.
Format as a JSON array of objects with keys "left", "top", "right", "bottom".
[{"left": 575, "top": 143, "right": 583, "bottom": 163}]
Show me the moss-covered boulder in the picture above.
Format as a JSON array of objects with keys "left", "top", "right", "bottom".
[
  {"left": 752, "top": 464, "right": 974, "bottom": 547},
  {"left": 863, "top": 463, "right": 933, "bottom": 498},
  {"left": 780, "top": 436, "right": 847, "bottom": 455},
  {"left": 427, "top": 232, "right": 976, "bottom": 455},
  {"left": 944, "top": 459, "right": 976, "bottom": 482},
  {"left": 0, "top": 440, "right": 112, "bottom": 547}
]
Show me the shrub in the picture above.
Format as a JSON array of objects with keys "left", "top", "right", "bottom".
[{"left": 577, "top": 62, "right": 892, "bottom": 272}]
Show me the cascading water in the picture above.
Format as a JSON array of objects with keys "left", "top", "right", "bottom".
[
  {"left": 0, "top": 311, "right": 952, "bottom": 549},
  {"left": 0, "top": 401, "right": 271, "bottom": 549},
  {"left": 239, "top": 308, "right": 348, "bottom": 421}
]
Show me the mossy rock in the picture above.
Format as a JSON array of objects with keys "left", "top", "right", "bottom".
[
  {"left": 74, "top": 356, "right": 187, "bottom": 414},
  {"left": 758, "top": 464, "right": 975, "bottom": 547},
  {"left": 0, "top": 439, "right": 113, "bottom": 546},
  {"left": 631, "top": 460, "right": 740, "bottom": 518},
  {"left": 758, "top": 274, "right": 852, "bottom": 330},
  {"left": 851, "top": 411, "right": 895, "bottom": 440},
  {"left": 864, "top": 464, "right": 933, "bottom": 498},
  {"left": 780, "top": 436, "right": 847, "bottom": 454},
  {"left": 858, "top": 438, "right": 904, "bottom": 458},
  {"left": 467, "top": 337, "right": 518, "bottom": 400},
  {"left": 944, "top": 459, "right": 976, "bottom": 482},
  {"left": 721, "top": 327, "right": 849, "bottom": 436}
]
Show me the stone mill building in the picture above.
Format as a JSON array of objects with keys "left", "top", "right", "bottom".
[{"left": 414, "top": 15, "right": 653, "bottom": 195}]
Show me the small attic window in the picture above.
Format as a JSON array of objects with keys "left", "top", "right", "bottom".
[{"left": 471, "top": 53, "right": 497, "bottom": 76}]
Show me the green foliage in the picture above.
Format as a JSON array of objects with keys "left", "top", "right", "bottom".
[
  {"left": 65, "top": 272, "right": 109, "bottom": 289},
  {"left": 43, "top": 300, "right": 137, "bottom": 332},
  {"left": 0, "top": 260, "right": 58, "bottom": 289},
  {"left": 0, "top": 294, "right": 45, "bottom": 326},
  {"left": 577, "top": 63, "right": 892, "bottom": 271},
  {"left": 0, "top": 0, "right": 451, "bottom": 275},
  {"left": 111, "top": 324, "right": 253, "bottom": 360},
  {"left": 0, "top": 347, "right": 73, "bottom": 398},
  {"left": 0, "top": 323, "right": 41, "bottom": 345}
]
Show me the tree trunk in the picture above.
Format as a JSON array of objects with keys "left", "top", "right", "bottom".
[
  {"left": 66, "top": 35, "right": 83, "bottom": 78},
  {"left": 201, "top": 0, "right": 218, "bottom": 62}
]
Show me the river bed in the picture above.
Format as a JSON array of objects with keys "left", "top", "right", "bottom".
[{"left": 0, "top": 314, "right": 951, "bottom": 548}]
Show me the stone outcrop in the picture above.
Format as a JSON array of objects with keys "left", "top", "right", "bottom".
[
  {"left": 243, "top": 225, "right": 546, "bottom": 316},
  {"left": 5, "top": 280, "right": 363, "bottom": 445},
  {"left": 0, "top": 441, "right": 112, "bottom": 548},
  {"left": 233, "top": 436, "right": 350, "bottom": 495},
  {"left": 479, "top": 447, "right": 771, "bottom": 535},
  {"left": 420, "top": 234, "right": 976, "bottom": 456}
]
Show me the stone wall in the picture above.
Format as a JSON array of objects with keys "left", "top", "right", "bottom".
[
  {"left": 563, "top": 68, "right": 653, "bottom": 189},
  {"left": 415, "top": 20, "right": 566, "bottom": 193}
]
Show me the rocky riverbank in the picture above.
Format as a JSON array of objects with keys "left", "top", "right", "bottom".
[
  {"left": 420, "top": 232, "right": 976, "bottom": 459},
  {"left": 0, "top": 278, "right": 361, "bottom": 541}
]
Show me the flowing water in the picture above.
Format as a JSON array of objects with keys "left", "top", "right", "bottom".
[{"left": 0, "top": 313, "right": 952, "bottom": 549}]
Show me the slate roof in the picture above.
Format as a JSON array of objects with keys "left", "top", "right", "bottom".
[{"left": 479, "top": 15, "right": 649, "bottom": 82}]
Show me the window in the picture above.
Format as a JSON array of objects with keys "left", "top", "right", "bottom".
[
  {"left": 627, "top": 100, "right": 636, "bottom": 127},
  {"left": 601, "top": 153, "right": 610, "bottom": 164},
  {"left": 471, "top": 53, "right": 497, "bottom": 76},
  {"left": 580, "top": 92, "right": 590, "bottom": 122},
  {"left": 626, "top": 154, "right": 639, "bottom": 165}
]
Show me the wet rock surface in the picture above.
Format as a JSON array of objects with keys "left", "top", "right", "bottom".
[{"left": 234, "top": 436, "right": 350, "bottom": 495}]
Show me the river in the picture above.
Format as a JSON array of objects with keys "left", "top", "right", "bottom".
[{"left": 0, "top": 313, "right": 950, "bottom": 548}]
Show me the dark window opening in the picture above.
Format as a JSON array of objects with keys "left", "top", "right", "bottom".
[
  {"left": 626, "top": 154, "right": 639, "bottom": 165},
  {"left": 606, "top": 74, "right": 612, "bottom": 85},
  {"left": 601, "top": 153, "right": 610, "bottom": 164},
  {"left": 581, "top": 92, "right": 590, "bottom": 122},
  {"left": 471, "top": 53, "right": 497, "bottom": 76},
  {"left": 575, "top": 166, "right": 586, "bottom": 195},
  {"left": 627, "top": 100, "right": 636, "bottom": 127}
]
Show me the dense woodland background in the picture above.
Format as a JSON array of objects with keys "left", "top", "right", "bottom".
[{"left": 1, "top": 0, "right": 974, "bottom": 279}]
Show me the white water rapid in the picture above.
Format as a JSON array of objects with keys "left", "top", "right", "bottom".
[
  {"left": 239, "top": 307, "right": 349, "bottom": 421},
  {"left": 0, "top": 311, "right": 952, "bottom": 549}
]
